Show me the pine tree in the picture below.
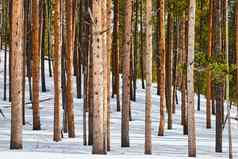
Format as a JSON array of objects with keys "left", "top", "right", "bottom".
[
  {"left": 121, "top": 0, "right": 132, "bottom": 147},
  {"left": 187, "top": 0, "right": 196, "bottom": 156},
  {"left": 65, "top": 0, "right": 75, "bottom": 138},
  {"left": 10, "top": 0, "right": 23, "bottom": 149},
  {"left": 206, "top": 0, "right": 213, "bottom": 129},
  {"left": 92, "top": 0, "right": 105, "bottom": 154},
  {"left": 144, "top": 0, "right": 152, "bottom": 154},
  {"left": 158, "top": 0, "right": 166, "bottom": 136},
  {"left": 213, "top": 0, "right": 223, "bottom": 153},
  {"left": 32, "top": 0, "right": 41, "bottom": 130},
  {"left": 52, "top": 0, "right": 62, "bottom": 142}
]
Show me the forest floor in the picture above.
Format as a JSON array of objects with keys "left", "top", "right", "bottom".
[{"left": 0, "top": 52, "right": 238, "bottom": 159}]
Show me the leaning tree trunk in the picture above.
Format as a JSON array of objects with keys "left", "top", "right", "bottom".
[{"left": 10, "top": 0, "right": 23, "bottom": 149}]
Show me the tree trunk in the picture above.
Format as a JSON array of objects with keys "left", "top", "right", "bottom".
[
  {"left": 144, "top": 0, "right": 152, "bottom": 154},
  {"left": 92, "top": 0, "right": 105, "bottom": 154},
  {"left": 102, "top": 0, "right": 108, "bottom": 153},
  {"left": 213, "top": 0, "right": 223, "bottom": 153},
  {"left": 40, "top": 0, "right": 47, "bottom": 92},
  {"left": 112, "top": 0, "right": 120, "bottom": 112},
  {"left": 106, "top": 0, "right": 112, "bottom": 151},
  {"left": 121, "top": 0, "right": 132, "bottom": 147},
  {"left": 65, "top": 0, "right": 75, "bottom": 138},
  {"left": 166, "top": 12, "right": 173, "bottom": 130},
  {"left": 187, "top": 0, "right": 196, "bottom": 156},
  {"left": 10, "top": 0, "right": 23, "bottom": 149},
  {"left": 52, "top": 0, "right": 62, "bottom": 142},
  {"left": 158, "top": 0, "right": 166, "bottom": 136},
  {"left": 140, "top": 0, "right": 145, "bottom": 90},
  {"left": 32, "top": 0, "right": 41, "bottom": 130},
  {"left": 206, "top": 0, "right": 212, "bottom": 129}
]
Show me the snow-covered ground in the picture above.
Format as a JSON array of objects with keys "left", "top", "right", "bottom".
[{"left": 0, "top": 51, "right": 237, "bottom": 159}]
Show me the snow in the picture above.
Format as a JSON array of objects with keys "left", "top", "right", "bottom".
[{"left": 0, "top": 51, "right": 237, "bottom": 159}]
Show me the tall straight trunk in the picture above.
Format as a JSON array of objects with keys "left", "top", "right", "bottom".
[
  {"left": 87, "top": 0, "right": 94, "bottom": 146},
  {"left": 101, "top": 0, "right": 108, "bottom": 153},
  {"left": 32, "top": 0, "right": 41, "bottom": 130},
  {"left": 92, "top": 0, "right": 105, "bottom": 154},
  {"left": 47, "top": 0, "right": 52, "bottom": 77},
  {"left": 133, "top": 0, "right": 139, "bottom": 101},
  {"left": 236, "top": 0, "right": 238, "bottom": 137},
  {"left": 81, "top": 0, "right": 88, "bottom": 145},
  {"left": 76, "top": 4, "right": 82, "bottom": 99},
  {"left": 26, "top": 2, "right": 32, "bottom": 102},
  {"left": 40, "top": 0, "right": 46, "bottom": 92},
  {"left": 3, "top": 0, "right": 7, "bottom": 101},
  {"left": 206, "top": 0, "right": 212, "bottom": 129},
  {"left": 144, "top": 0, "right": 152, "bottom": 154},
  {"left": 112, "top": 0, "right": 120, "bottom": 111},
  {"left": 158, "top": 0, "right": 166, "bottom": 136},
  {"left": 224, "top": 0, "right": 232, "bottom": 158},
  {"left": 187, "top": 0, "right": 196, "bottom": 156},
  {"left": 121, "top": 0, "right": 132, "bottom": 147},
  {"left": 61, "top": 1, "right": 68, "bottom": 132},
  {"left": 166, "top": 12, "right": 173, "bottom": 130},
  {"left": 10, "top": 0, "right": 23, "bottom": 149},
  {"left": 106, "top": 0, "right": 112, "bottom": 151},
  {"left": 140, "top": 0, "right": 145, "bottom": 90},
  {"left": 213, "top": 0, "right": 223, "bottom": 153},
  {"left": 156, "top": 0, "right": 160, "bottom": 96},
  {"left": 8, "top": 0, "right": 12, "bottom": 102},
  {"left": 181, "top": 13, "right": 188, "bottom": 135},
  {"left": 65, "top": 0, "right": 75, "bottom": 138},
  {"left": 172, "top": 18, "right": 179, "bottom": 114},
  {"left": 22, "top": 0, "right": 30, "bottom": 125},
  {"left": 52, "top": 0, "right": 62, "bottom": 142}
]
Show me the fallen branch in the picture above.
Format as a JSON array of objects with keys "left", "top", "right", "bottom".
[
  {"left": 25, "top": 98, "right": 53, "bottom": 105},
  {"left": 0, "top": 109, "right": 7, "bottom": 119}
]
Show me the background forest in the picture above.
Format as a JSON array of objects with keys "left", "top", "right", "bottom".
[{"left": 0, "top": 0, "right": 238, "bottom": 158}]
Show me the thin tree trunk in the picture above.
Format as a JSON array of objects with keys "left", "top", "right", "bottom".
[
  {"left": 32, "top": 0, "right": 41, "bottom": 130},
  {"left": 187, "top": 0, "right": 196, "bottom": 156},
  {"left": 52, "top": 0, "right": 62, "bottom": 142},
  {"left": 144, "top": 0, "right": 152, "bottom": 154},
  {"left": 140, "top": 0, "right": 145, "bottom": 90},
  {"left": 206, "top": 0, "right": 212, "bottom": 129},
  {"left": 106, "top": 0, "right": 112, "bottom": 151},
  {"left": 101, "top": 0, "right": 108, "bottom": 153},
  {"left": 158, "top": 0, "right": 166, "bottom": 136},
  {"left": 166, "top": 12, "right": 173, "bottom": 130},
  {"left": 224, "top": 0, "right": 232, "bottom": 158},
  {"left": 65, "top": 0, "right": 75, "bottom": 138},
  {"left": 47, "top": 0, "right": 52, "bottom": 77},
  {"left": 214, "top": 0, "right": 223, "bottom": 153},
  {"left": 40, "top": 0, "right": 46, "bottom": 92}
]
